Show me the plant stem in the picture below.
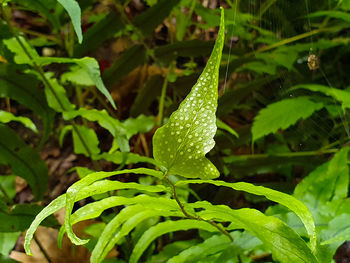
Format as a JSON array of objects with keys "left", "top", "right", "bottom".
[
  {"left": 163, "top": 172, "right": 233, "bottom": 242},
  {"left": 2, "top": 6, "right": 101, "bottom": 170},
  {"left": 34, "top": 234, "right": 52, "bottom": 263},
  {"left": 228, "top": 148, "right": 339, "bottom": 161},
  {"left": 248, "top": 26, "right": 340, "bottom": 55},
  {"left": 17, "top": 27, "right": 56, "bottom": 42}
]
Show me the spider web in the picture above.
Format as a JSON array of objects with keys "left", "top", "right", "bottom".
[{"left": 222, "top": 0, "right": 349, "bottom": 153}]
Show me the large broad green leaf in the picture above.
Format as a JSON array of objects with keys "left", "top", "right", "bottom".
[
  {"left": 252, "top": 97, "right": 324, "bottom": 142},
  {"left": 291, "top": 84, "right": 350, "bottom": 110},
  {"left": 133, "top": 0, "right": 178, "bottom": 36},
  {"left": 152, "top": 8, "right": 225, "bottom": 179},
  {"left": 0, "top": 110, "right": 37, "bottom": 132},
  {"left": 102, "top": 45, "right": 147, "bottom": 87},
  {"left": 0, "top": 204, "right": 58, "bottom": 232},
  {"left": 294, "top": 147, "right": 350, "bottom": 208},
  {"left": 57, "top": 0, "right": 83, "bottom": 43},
  {"left": 154, "top": 40, "right": 214, "bottom": 64},
  {"left": 176, "top": 179, "right": 317, "bottom": 251},
  {"left": 0, "top": 125, "right": 48, "bottom": 200},
  {"left": 130, "top": 75, "right": 163, "bottom": 117},
  {"left": 0, "top": 64, "right": 54, "bottom": 143},
  {"left": 129, "top": 220, "right": 219, "bottom": 263},
  {"left": 74, "top": 12, "right": 125, "bottom": 57}
]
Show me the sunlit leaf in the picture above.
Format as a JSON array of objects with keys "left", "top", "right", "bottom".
[{"left": 153, "top": 8, "right": 225, "bottom": 179}]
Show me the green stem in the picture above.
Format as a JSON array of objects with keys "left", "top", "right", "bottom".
[
  {"left": 163, "top": 171, "right": 233, "bottom": 242},
  {"left": 2, "top": 6, "right": 100, "bottom": 170},
  {"left": 229, "top": 148, "right": 338, "bottom": 160},
  {"left": 248, "top": 26, "right": 340, "bottom": 55}
]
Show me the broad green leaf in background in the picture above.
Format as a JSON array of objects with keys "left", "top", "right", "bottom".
[
  {"left": 130, "top": 75, "right": 163, "bottom": 117},
  {"left": 0, "top": 110, "right": 37, "bottom": 132},
  {"left": 74, "top": 12, "right": 125, "bottom": 57},
  {"left": 133, "top": 0, "right": 178, "bottom": 36},
  {"left": 0, "top": 204, "right": 58, "bottom": 232},
  {"left": 72, "top": 125, "right": 100, "bottom": 157},
  {"left": 103, "top": 45, "right": 147, "bottom": 87},
  {"left": 291, "top": 84, "right": 350, "bottom": 110},
  {"left": 129, "top": 220, "right": 219, "bottom": 263},
  {"left": 252, "top": 97, "right": 324, "bottom": 142},
  {"left": 152, "top": 8, "right": 225, "bottom": 179},
  {"left": 57, "top": 0, "right": 83, "bottom": 43},
  {"left": 0, "top": 64, "right": 54, "bottom": 143},
  {"left": 0, "top": 125, "right": 48, "bottom": 200}
]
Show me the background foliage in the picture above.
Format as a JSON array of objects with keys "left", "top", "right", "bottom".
[{"left": 1, "top": 0, "right": 350, "bottom": 262}]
